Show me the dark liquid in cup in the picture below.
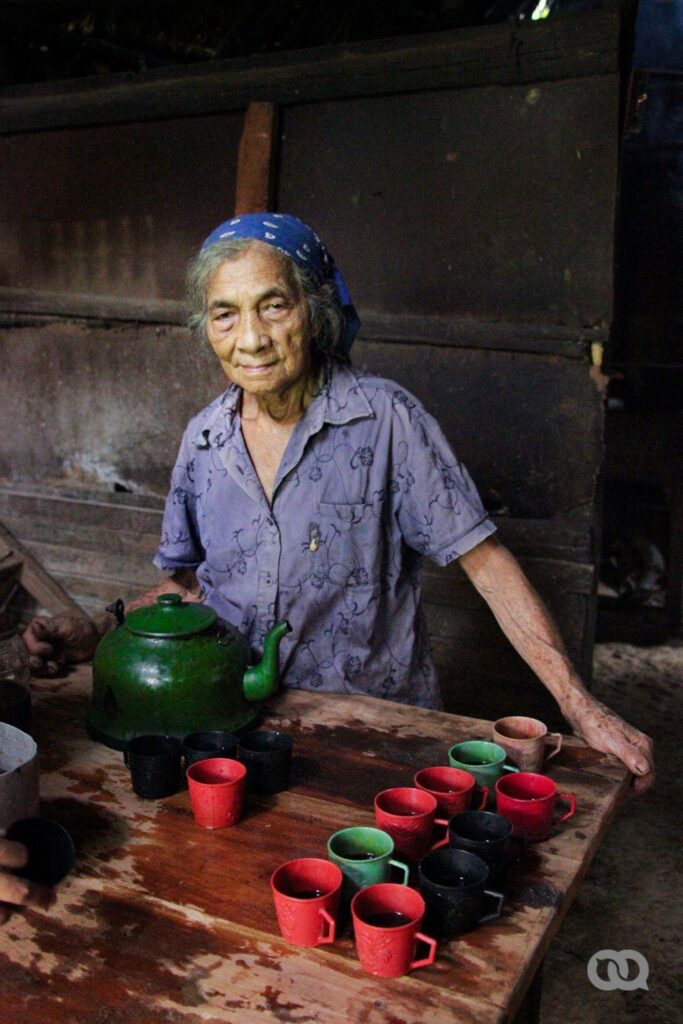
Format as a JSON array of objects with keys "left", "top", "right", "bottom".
[
  {"left": 344, "top": 852, "right": 377, "bottom": 861},
  {"left": 291, "top": 888, "right": 326, "bottom": 899},
  {"left": 0, "top": 682, "right": 32, "bottom": 734},
  {"left": 364, "top": 911, "right": 413, "bottom": 928},
  {"left": 433, "top": 874, "right": 468, "bottom": 887}
]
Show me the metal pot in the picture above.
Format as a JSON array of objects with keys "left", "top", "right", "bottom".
[{"left": 87, "top": 594, "right": 291, "bottom": 750}]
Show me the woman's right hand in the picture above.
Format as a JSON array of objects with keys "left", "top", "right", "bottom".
[{"left": 22, "top": 613, "right": 105, "bottom": 677}]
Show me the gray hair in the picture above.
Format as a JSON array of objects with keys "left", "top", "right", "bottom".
[{"left": 186, "top": 238, "right": 347, "bottom": 363}]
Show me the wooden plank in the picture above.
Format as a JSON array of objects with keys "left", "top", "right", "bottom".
[
  {"left": 360, "top": 311, "right": 597, "bottom": 360},
  {"left": 0, "top": 288, "right": 186, "bottom": 324},
  {"left": 0, "top": 288, "right": 596, "bottom": 360},
  {"left": 235, "top": 101, "right": 278, "bottom": 214},
  {"left": 0, "top": 520, "right": 87, "bottom": 618},
  {"left": 0, "top": 486, "right": 593, "bottom": 562},
  {"left": 0, "top": 514, "right": 160, "bottom": 560},
  {"left": 0, "top": 6, "right": 620, "bottom": 135},
  {"left": 21, "top": 539, "right": 162, "bottom": 589}
]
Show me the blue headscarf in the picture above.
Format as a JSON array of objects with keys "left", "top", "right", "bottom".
[{"left": 200, "top": 213, "right": 361, "bottom": 354}]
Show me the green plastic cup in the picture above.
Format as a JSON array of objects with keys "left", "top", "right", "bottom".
[
  {"left": 327, "top": 826, "right": 410, "bottom": 900},
  {"left": 448, "top": 740, "right": 519, "bottom": 805}
]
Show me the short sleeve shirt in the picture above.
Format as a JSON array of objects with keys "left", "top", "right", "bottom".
[{"left": 154, "top": 363, "right": 496, "bottom": 709}]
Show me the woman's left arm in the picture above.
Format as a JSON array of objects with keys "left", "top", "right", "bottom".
[{"left": 459, "top": 535, "right": 655, "bottom": 793}]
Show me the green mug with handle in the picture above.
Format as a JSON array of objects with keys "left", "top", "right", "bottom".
[
  {"left": 327, "top": 826, "right": 410, "bottom": 901},
  {"left": 448, "top": 740, "right": 519, "bottom": 806}
]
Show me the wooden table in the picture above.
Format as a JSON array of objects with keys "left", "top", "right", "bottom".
[{"left": 0, "top": 667, "right": 630, "bottom": 1024}]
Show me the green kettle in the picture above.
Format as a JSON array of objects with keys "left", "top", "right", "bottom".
[{"left": 87, "top": 594, "right": 291, "bottom": 750}]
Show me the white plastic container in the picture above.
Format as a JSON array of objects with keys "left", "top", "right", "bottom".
[{"left": 0, "top": 722, "right": 39, "bottom": 832}]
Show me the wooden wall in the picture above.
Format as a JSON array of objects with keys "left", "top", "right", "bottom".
[{"left": 0, "top": 5, "right": 622, "bottom": 725}]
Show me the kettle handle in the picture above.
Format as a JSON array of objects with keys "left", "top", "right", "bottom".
[{"left": 106, "top": 599, "right": 126, "bottom": 627}]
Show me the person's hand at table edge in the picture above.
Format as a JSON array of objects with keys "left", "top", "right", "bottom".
[
  {"left": 0, "top": 839, "right": 55, "bottom": 923},
  {"left": 563, "top": 693, "right": 655, "bottom": 794}
]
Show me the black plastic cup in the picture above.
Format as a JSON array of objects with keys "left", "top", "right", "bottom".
[
  {"left": 446, "top": 810, "right": 524, "bottom": 886},
  {"left": 182, "top": 731, "right": 238, "bottom": 768},
  {"left": 124, "top": 734, "right": 182, "bottom": 799},
  {"left": 6, "top": 817, "right": 76, "bottom": 886},
  {"left": 238, "top": 730, "right": 293, "bottom": 794},
  {"left": 418, "top": 848, "right": 504, "bottom": 938}
]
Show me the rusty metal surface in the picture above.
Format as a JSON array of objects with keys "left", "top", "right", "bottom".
[
  {"left": 279, "top": 76, "right": 618, "bottom": 328},
  {"left": 0, "top": 667, "right": 629, "bottom": 1024},
  {"left": 0, "top": 113, "right": 243, "bottom": 300},
  {"left": 355, "top": 341, "right": 605, "bottom": 520}
]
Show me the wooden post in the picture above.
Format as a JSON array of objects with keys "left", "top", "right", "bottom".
[
  {"left": 0, "top": 521, "right": 87, "bottom": 618},
  {"left": 234, "top": 101, "right": 278, "bottom": 214}
]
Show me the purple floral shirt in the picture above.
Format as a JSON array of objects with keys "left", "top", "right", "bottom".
[{"left": 154, "top": 363, "right": 496, "bottom": 709}]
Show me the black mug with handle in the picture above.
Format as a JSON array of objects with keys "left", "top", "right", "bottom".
[{"left": 418, "top": 848, "right": 505, "bottom": 938}]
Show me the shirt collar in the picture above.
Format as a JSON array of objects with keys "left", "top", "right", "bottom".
[
  {"left": 192, "top": 386, "right": 241, "bottom": 449},
  {"left": 192, "top": 362, "right": 374, "bottom": 450}
]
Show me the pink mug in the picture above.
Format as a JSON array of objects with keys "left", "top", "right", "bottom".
[{"left": 492, "top": 716, "right": 563, "bottom": 774}]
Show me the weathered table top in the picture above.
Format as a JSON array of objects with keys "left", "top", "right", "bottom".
[{"left": 0, "top": 666, "right": 630, "bottom": 1024}]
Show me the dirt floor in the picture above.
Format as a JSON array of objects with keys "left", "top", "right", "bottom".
[{"left": 540, "top": 640, "right": 683, "bottom": 1024}]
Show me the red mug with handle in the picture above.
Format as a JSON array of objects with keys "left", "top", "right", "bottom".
[
  {"left": 271, "top": 858, "right": 343, "bottom": 947},
  {"left": 414, "top": 766, "right": 489, "bottom": 817},
  {"left": 495, "top": 772, "right": 577, "bottom": 842},
  {"left": 351, "top": 883, "right": 437, "bottom": 977},
  {"left": 374, "top": 787, "right": 449, "bottom": 862}
]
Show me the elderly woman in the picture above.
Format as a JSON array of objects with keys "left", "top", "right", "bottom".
[{"left": 23, "top": 214, "right": 654, "bottom": 792}]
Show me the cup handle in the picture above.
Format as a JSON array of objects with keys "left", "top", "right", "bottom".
[
  {"left": 389, "top": 858, "right": 410, "bottom": 885},
  {"left": 478, "top": 889, "right": 505, "bottom": 925},
  {"left": 554, "top": 793, "right": 577, "bottom": 825},
  {"left": 502, "top": 763, "right": 520, "bottom": 774},
  {"left": 474, "top": 786, "right": 489, "bottom": 810},
  {"left": 545, "top": 733, "right": 563, "bottom": 762},
  {"left": 429, "top": 817, "right": 449, "bottom": 851},
  {"left": 410, "top": 932, "right": 437, "bottom": 971},
  {"left": 317, "top": 908, "right": 337, "bottom": 945}
]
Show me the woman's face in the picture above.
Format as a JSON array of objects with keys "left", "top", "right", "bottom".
[{"left": 205, "top": 243, "right": 313, "bottom": 398}]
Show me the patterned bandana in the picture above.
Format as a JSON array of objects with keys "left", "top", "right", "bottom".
[{"left": 200, "top": 212, "right": 361, "bottom": 354}]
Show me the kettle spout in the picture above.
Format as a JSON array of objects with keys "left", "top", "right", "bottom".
[{"left": 243, "top": 620, "right": 292, "bottom": 702}]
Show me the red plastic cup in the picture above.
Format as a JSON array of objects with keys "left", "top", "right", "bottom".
[
  {"left": 495, "top": 771, "right": 577, "bottom": 842},
  {"left": 186, "top": 757, "right": 247, "bottom": 829},
  {"left": 271, "top": 858, "right": 343, "bottom": 947},
  {"left": 414, "top": 766, "right": 489, "bottom": 817},
  {"left": 374, "top": 787, "right": 448, "bottom": 862},
  {"left": 351, "top": 883, "right": 437, "bottom": 977}
]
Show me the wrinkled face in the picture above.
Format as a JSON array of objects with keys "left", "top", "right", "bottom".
[{"left": 205, "top": 243, "right": 313, "bottom": 397}]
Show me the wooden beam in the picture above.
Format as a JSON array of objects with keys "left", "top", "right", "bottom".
[
  {"left": 0, "top": 6, "right": 620, "bottom": 135},
  {"left": 0, "top": 287, "right": 599, "bottom": 359},
  {"left": 235, "top": 102, "right": 278, "bottom": 214},
  {"left": 0, "top": 520, "right": 87, "bottom": 618}
]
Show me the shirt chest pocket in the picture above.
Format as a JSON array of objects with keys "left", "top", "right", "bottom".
[{"left": 313, "top": 501, "right": 382, "bottom": 587}]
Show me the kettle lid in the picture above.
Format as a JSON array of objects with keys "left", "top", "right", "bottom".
[{"left": 125, "top": 593, "right": 217, "bottom": 638}]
